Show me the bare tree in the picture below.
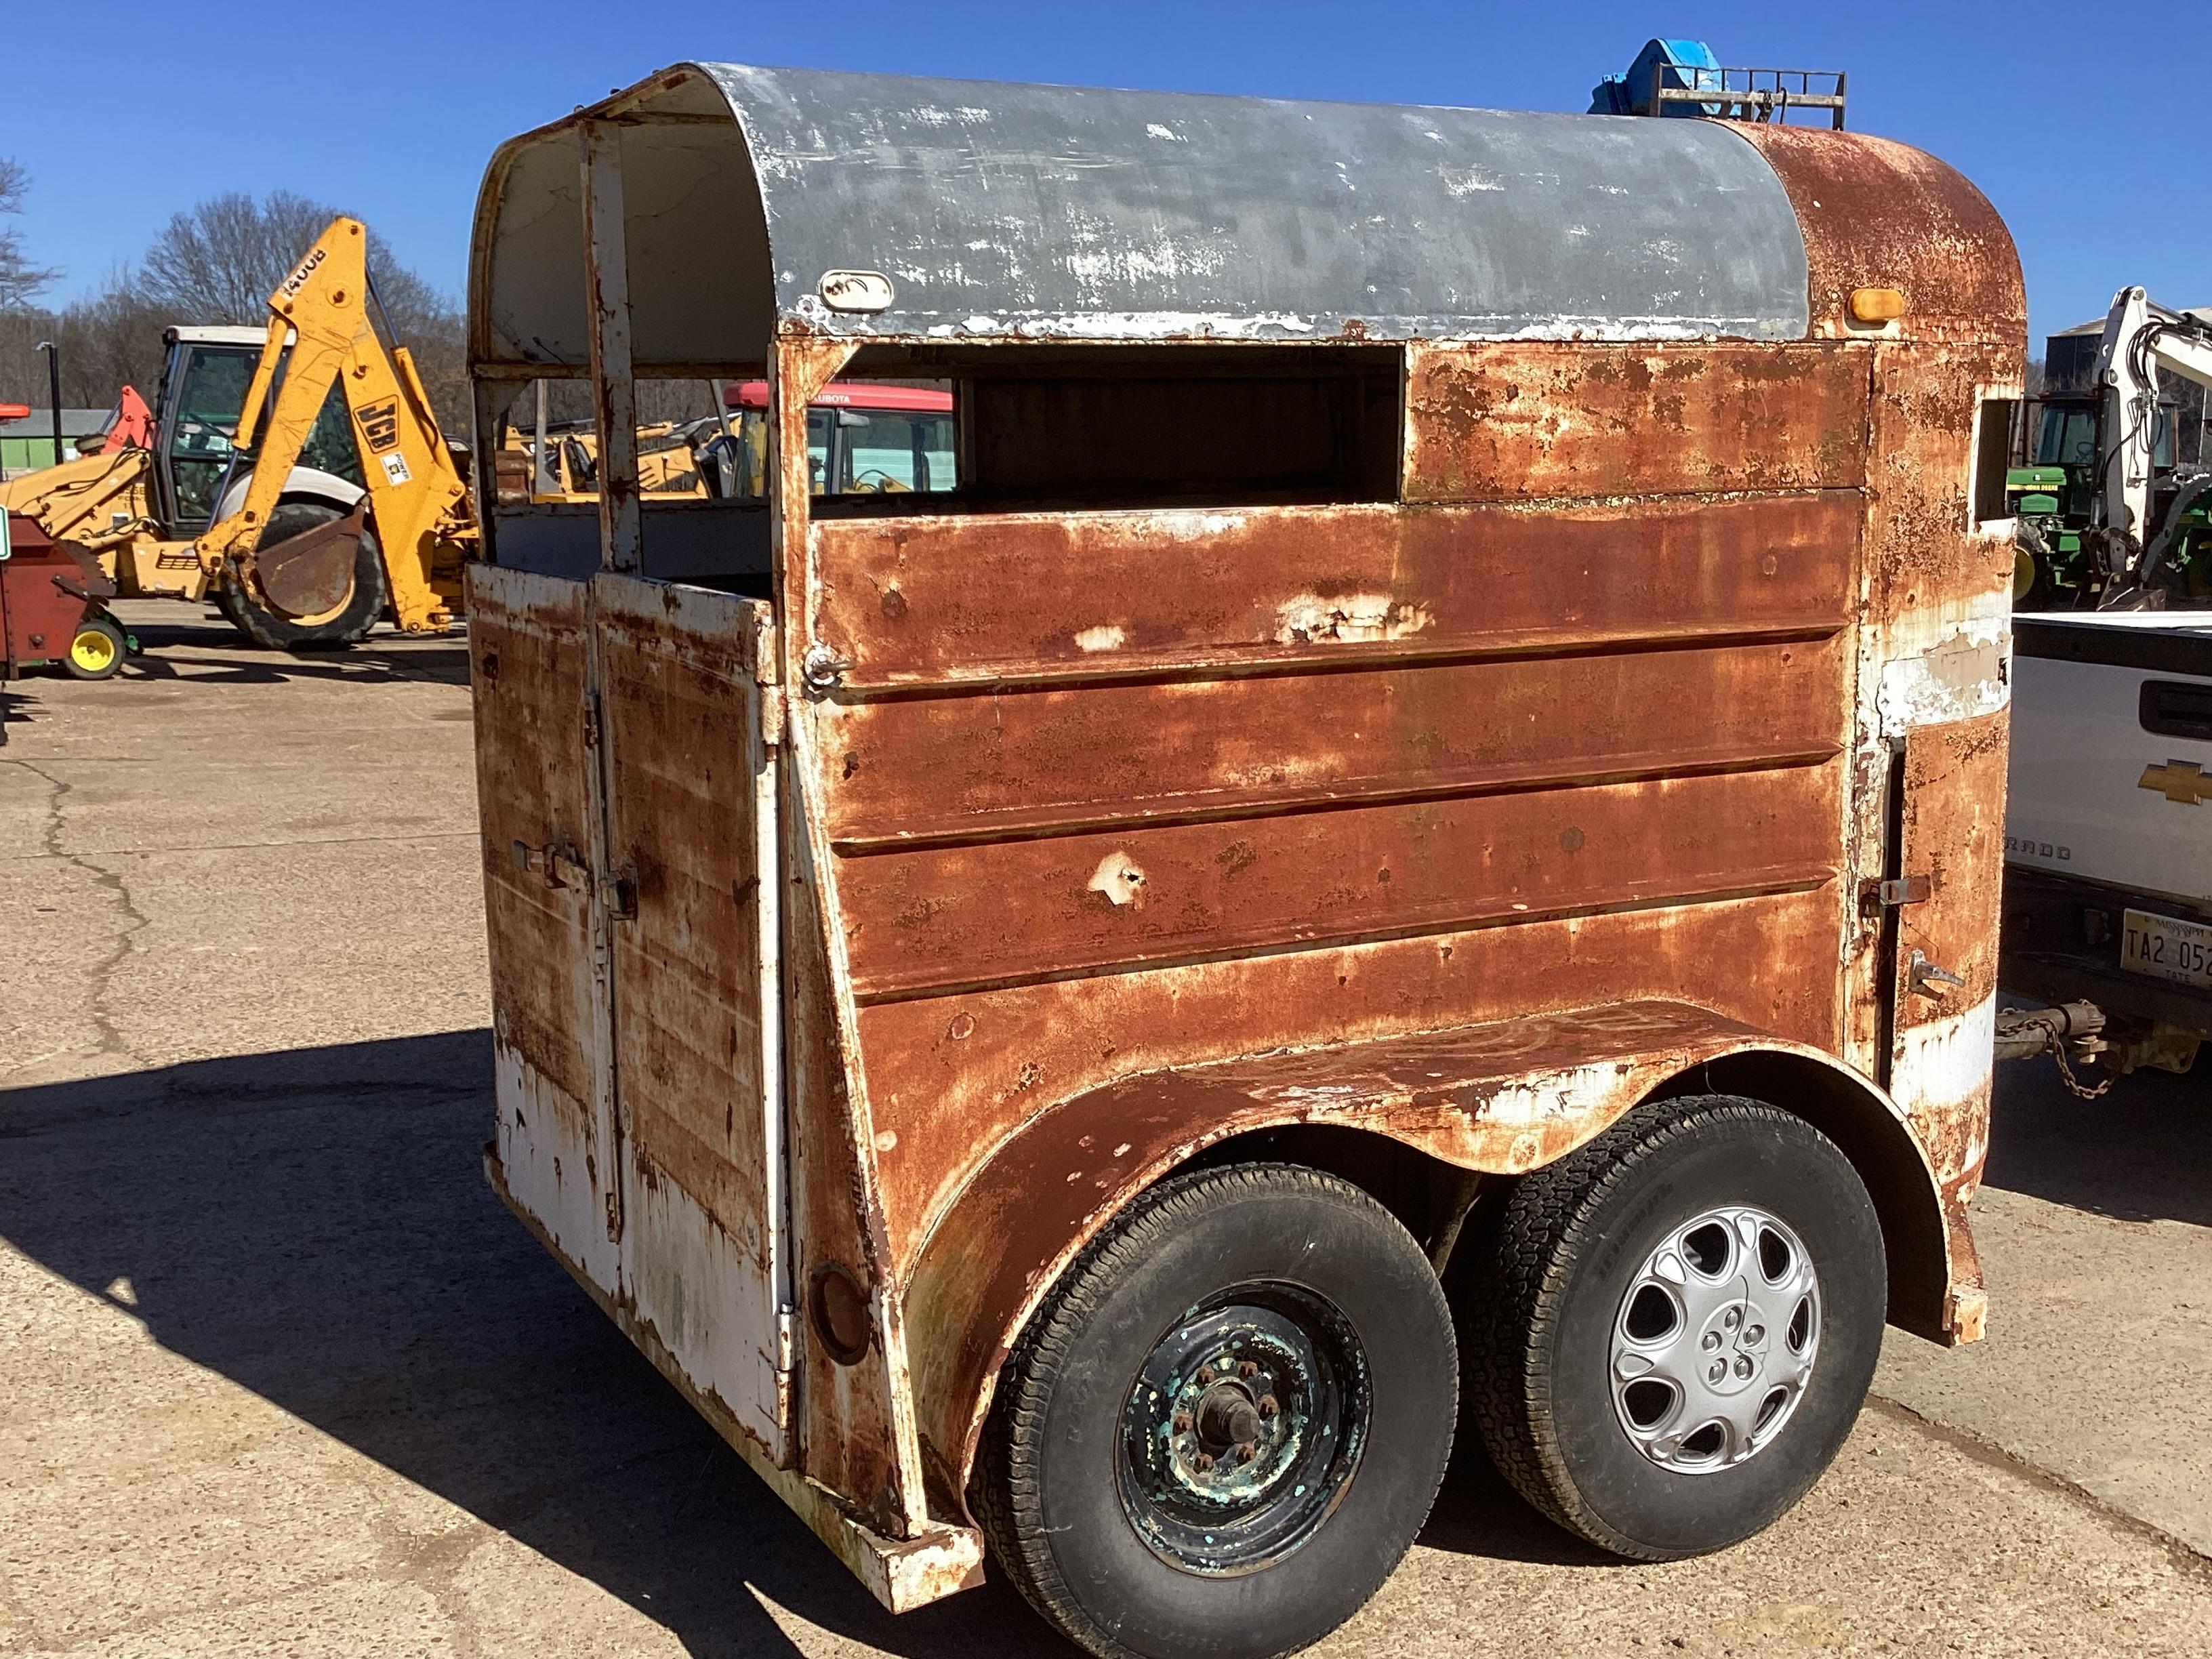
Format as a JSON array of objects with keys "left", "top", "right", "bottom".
[
  {"left": 0, "top": 157, "right": 59, "bottom": 312},
  {"left": 134, "top": 190, "right": 464, "bottom": 429}
]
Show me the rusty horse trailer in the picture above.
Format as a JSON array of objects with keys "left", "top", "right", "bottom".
[{"left": 464, "top": 64, "right": 2024, "bottom": 1659}]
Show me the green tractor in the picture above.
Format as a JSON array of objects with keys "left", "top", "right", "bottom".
[{"left": 2010, "top": 395, "right": 2212, "bottom": 609}]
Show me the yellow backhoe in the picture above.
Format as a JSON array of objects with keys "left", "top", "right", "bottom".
[
  {"left": 0, "top": 217, "right": 472, "bottom": 650},
  {"left": 197, "top": 218, "right": 471, "bottom": 647}
]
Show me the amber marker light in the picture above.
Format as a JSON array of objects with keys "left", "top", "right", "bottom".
[{"left": 1849, "top": 287, "right": 1908, "bottom": 323}]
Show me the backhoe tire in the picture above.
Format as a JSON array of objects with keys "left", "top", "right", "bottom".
[{"left": 218, "top": 500, "right": 388, "bottom": 652}]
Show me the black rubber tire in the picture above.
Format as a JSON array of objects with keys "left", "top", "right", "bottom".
[
  {"left": 1465, "top": 1096, "right": 1884, "bottom": 1561},
  {"left": 217, "top": 499, "right": 388, "bottom": 652},
  {"left": 2014, "top": 523, "right": 2059, "bottom": 609},
  {"left": 62, "top": 614, "right": 127, "bottom": 680},
  {"left": 972, "top": 1163, "right": 1456, "bottom": 1659}
]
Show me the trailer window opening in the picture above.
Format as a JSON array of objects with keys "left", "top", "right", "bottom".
[
  {"left": 816, "top": 343, "right": 1404, "bottom": 517},
  {"left": 1973, "top": 397, "right": 2018, "bottom": 525}
]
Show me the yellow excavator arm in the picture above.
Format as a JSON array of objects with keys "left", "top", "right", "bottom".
[{"left": 195, "top": 218, "right": 472, "bottom": 634}]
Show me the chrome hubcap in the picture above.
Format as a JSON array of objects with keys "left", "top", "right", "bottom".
[{"left": 1610, "top": 1205, "right": 1820, "bottom": 1474}]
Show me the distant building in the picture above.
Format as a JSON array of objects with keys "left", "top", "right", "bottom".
[{"left": 0, "top": 408, "right": 115, "bottom": 477}]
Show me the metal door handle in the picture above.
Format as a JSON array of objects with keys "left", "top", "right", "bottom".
[{"left": 1908, "top": 949, "right": 1967, "bottom": 998}]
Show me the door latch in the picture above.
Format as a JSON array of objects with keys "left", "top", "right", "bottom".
[
  {"left": 1860, "top": 873, "right": 1932, "bottom": 915},
  {"left": 510, "top": 839, "right": 592, "bottom": 892},
  {"left": 800, "top": 642, "right": 851, "bottom": 697},
  {"left": 598, "top": 867, "right": 638, "bottom": 920},
  {"left": 1908, "top": 949, "right": 1967, "bottom": 998}
]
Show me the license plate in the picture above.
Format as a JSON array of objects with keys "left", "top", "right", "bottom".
[{"left": 2121, "top": 908, "right": 2212, "bottom": 990}]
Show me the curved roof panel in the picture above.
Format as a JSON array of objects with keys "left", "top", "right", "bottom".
[{"left": 697, "top": 63, "right": 1811, "bottom": 344}]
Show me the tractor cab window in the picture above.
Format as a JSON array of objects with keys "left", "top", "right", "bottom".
[
  {"left": 2034, "top": 405, "right": 2098, "bottom": 470},
  {"left": 166, "top": 346, "right": 255, "bottom": 525},
  {"left": 293, "top": 382, "right": 364, "bottom": 487},
  {"left": 804, "top": 401, "right": 958, "bottom": 496}
]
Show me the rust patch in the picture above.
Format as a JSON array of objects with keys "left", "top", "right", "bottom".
[
  {"left": 1731, "top": 125, "right": 2026, "bottom": 345},
  {"left": 838, "top": 763, "right": 1841, "bottom": 1001},
  {"left": 812, "top": 492, "right": 1858, "bottom": 689},
  {"left": 1404, "top": 342, "right": 1868, "bottom": 503},
  {"left": 823, "top": 634, "right": 1849, "bottom": 849}
]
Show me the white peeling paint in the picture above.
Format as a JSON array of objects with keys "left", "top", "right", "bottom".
[
  {"left": 1074, "top": 624, "right": 1127, "bottom": 652},
  {"left": 1877, "top": 588, "right": 2012, "bottom": 735},
  {"left": 1144, "top": 123, "right": 1187, "bottom": 142},
  {"left": 1275, "top": 592, "right": 1435, "bottom": 644},
  {"left": 1439, "top": 165, "right": 1505, "bottom": 197},
  {"left": 1893, "top": 994, "right": 1997, "bottom": 1118},
  {"left": 1088, "top": 851, "right": 1148, "bottom": 907}
]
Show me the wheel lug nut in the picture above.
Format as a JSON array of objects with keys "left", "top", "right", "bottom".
[
  {"left": 1235, "top": 1441, "right": 1256, "bottom": 1462},
  {"left": 1735, "top": 1357, "right": 1753, "bottom": 1378},
  {"left": 1258, "top": 1395, "right": 1278, "bottom": 1418},
  {"left": 1172, "top": 1412, "right": 1192, "bottom": 1433},
  {"left": 1702, "top": 1332, "right": 1721, "bottom": 1351},
  {"left": 1708, "top": 1361, "right": 1725, "bottom": 1384},
  {"left": 1725, "top": 1309, "right": 1742, "bottom": 1330},
  {"left": 1238, "top": 1360, "right": 1259, "bottom": 1378},
  {"left": 1193, "top": 1452, "right": 1215, "bottom": 1473},
  {"left": 1196, "top": 1366, "right": 1214, "bottom": 1386},
  {"left": 1744, "top": 1325, "right": 1764, "bottom": 1345}
]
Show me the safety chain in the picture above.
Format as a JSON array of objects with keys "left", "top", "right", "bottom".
[{"left": 2047, "top": 1036, "right": 2114, "bottom": 1101}]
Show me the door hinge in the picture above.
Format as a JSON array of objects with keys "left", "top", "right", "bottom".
[
  {"left": 774, "top": 1305, "right": 798, "bottom": 1375},
  {"left": 1860, "top": 872, "right": 1931, "bottom": 914}
]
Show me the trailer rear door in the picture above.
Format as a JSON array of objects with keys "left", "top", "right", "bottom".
[{"left": 472, "top": 562, "right": 789, "bottom": 1456}]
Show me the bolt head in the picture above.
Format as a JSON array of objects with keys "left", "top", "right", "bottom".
[
  {"left": 1238, "top": 1360, "right": 1259, "bottom": 1378},
  {"left": 1708, "top": 1361, "right": 1725, "bottom": 1384},
  {"left": 1195, "top": 1366, "right": 1214, "bottom": 1386},
  {"left": 1193, "top": 1452, "right": 1215, "bottom": 1473},
  {"left": 1734, "top": 1356, "right": 1754, "bottom": 1378},
  {"left": 1744, "top": 1325, "right": 1765, "bottom": 1345},
  {"left": 1702, "top": 1332, "right": 1721, "bottom": 1351},
  {"left": 1172, "top": 1412, "right": 1192, "bottom": 1433},
  {"left": 1235, "top": 1441, "right": 1256, "bottom": 1462},
  {"left": 1258, "top": 1395, "right": 1279, "bottom": 1419}
]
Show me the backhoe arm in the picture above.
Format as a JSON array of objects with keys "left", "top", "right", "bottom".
[{"left": 194, "top": 217, "right": 472, "bottom": 634}]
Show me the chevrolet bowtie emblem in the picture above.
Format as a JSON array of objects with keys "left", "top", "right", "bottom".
[{"left": 2139, "top": 759, "right": 2212, "bottom": 805}]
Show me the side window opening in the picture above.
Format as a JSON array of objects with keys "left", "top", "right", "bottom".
[
  {"left": 819, "top": 344, "right": 1403, "bottom": 517},
  {"left": 1972, "top": 396, "right": 2018, "bottom": 526}
]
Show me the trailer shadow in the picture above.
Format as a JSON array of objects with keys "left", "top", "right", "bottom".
[
  {"left": 0, "top": 1033, "right": 1038, "bottom": 1658},
  {"left": 23, "top": 1032, "right": 2135, "bottom": 1649}
]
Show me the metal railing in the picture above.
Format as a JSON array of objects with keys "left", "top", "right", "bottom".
[{"left": 1651, "top": 66, "right": 1848, "bottom": 130}]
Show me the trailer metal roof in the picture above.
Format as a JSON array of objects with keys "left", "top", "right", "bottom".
[{"left": 472, "top": 63, "right": 1816, "bottom": 367}]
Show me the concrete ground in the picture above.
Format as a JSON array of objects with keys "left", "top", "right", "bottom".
[{"left": 3, "top": 600, "right": 2209, "bottom": 1658}]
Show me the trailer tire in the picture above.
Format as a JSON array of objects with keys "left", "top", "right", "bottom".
[
  {"left": 218, "top": 500, "right": 387, "bottom": 652},
  {"left": 972, "top": 1162, "right": 1456, "bottom": 1659},
  {"left": 1466, "top": 1096, "right": 1884, "bottom": 1561}
]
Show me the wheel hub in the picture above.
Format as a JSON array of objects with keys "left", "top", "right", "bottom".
[
  {"left": 1118, "top": 1285, "right": 1370, "bottom": 1574},
  {"left": 1610, "top": 1206, "right": 1820, "bottom": 1475}
]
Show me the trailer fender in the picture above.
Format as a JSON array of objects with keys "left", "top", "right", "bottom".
[{"left": 896, "top": 998, "right": 1959, "bottom": 1519}]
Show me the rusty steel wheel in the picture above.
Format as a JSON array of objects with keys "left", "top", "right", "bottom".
[{"left": 972, "top": 1163, "right": 1455, "bottom": 1659}]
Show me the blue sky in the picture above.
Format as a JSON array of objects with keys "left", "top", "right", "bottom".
[{"left": 3, "top": 1, "right": 2200, "bottom": 350}]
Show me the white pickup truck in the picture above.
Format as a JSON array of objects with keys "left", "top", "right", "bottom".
[{"left": 2005, "top": 614, "right": 2212, "bottom": 1072}]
